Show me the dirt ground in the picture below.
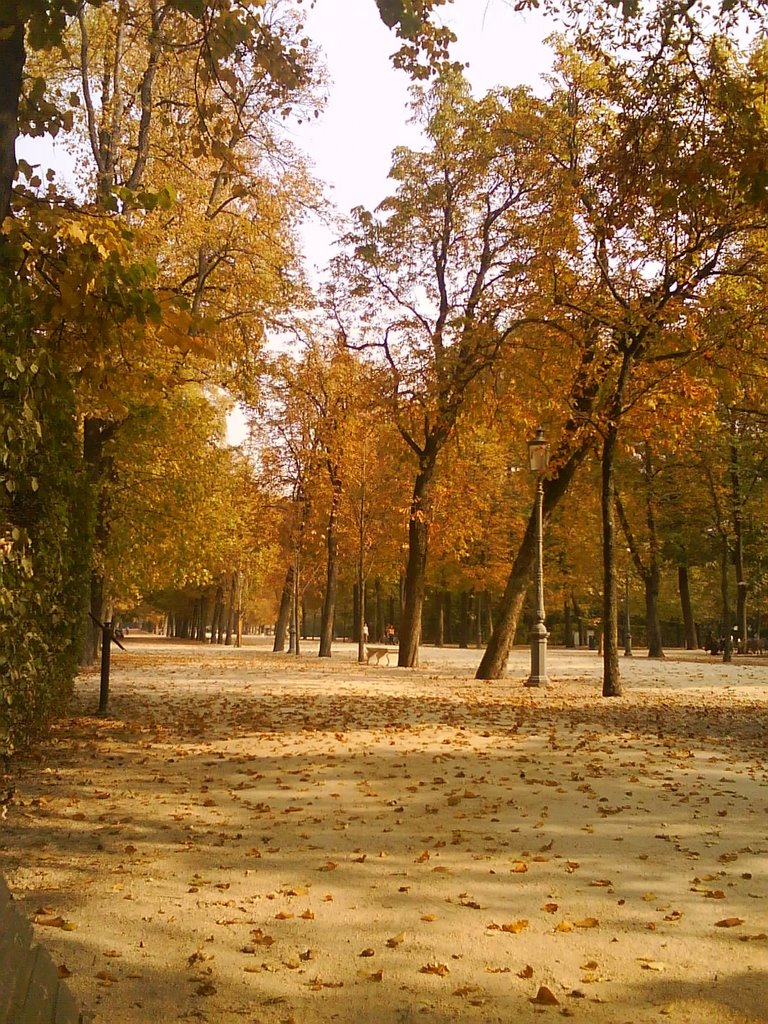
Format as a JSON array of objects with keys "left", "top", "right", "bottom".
[{"left": 2, "top": 636, "right": 767, "bottom": 1024}]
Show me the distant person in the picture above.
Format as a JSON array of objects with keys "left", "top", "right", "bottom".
[
  {"left": 363, "top": 622, "right": 369, "bottom": 642},
  {"left": 386, "top": 623, "right": 395, "bottom": 644}
]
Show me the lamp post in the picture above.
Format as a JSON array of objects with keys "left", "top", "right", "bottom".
[
  {"left": 525, "top": 427, "right": 550, "bottom": 688},
  {"left": 624, "top": 551, "right": 633, "bottom": 657}
]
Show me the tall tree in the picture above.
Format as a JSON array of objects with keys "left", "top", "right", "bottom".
[
  {"left": 528, "top": 11, "right": 768, "bottom": 693},
  {"left": 337, "top": 75, "right": 552, "bottom": 666}
]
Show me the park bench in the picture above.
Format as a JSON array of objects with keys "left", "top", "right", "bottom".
[
  {"left": 365, "top": 645, "right": 399, "bottom": 665},
  {"left": 0, "top": 875, "right": 82, "bottom": 1024}
]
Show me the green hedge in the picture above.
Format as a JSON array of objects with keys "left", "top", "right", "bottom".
[{"left": 0, "top": 287, "right": 92, "bottom": 756}]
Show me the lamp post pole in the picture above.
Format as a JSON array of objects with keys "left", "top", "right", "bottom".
[
  {"left": 526, "top": 428, "right": 550, "bottom": 688},
  {"left": 624, "top": 563, "right": 633, "bottom": 657}
]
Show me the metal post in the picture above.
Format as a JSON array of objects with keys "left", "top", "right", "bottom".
[
  {"left": 526, "top": 478, "right": 550, "bottom": 687},
  {"left": 624, "top": 569, "right": 633, "bottom": 657},
  {"left": 293, "top": 546, "right": 300, "bottom": 656},
  {"left": 98, "top": 619, "right": 112, "bottom": 715},
  {"left": 288, "top": 585, "right": 297, "bottom": 654}
]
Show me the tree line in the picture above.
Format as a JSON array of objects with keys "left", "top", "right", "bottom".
[{"left": 2, "top": 0, "right": 768, "bottom": 754}]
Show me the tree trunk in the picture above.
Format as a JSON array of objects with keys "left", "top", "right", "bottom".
[
  {"left": 435, "top": 589, "right": 445, "bottom": 647},
  {"left": 720, "top": 528, "right": 729, "bottom": 663},
  {"left": 644, "top": 565, "right": 665, "bottom": 658},
  {"left": 374, "top": 578, "right": 384, "bottom": 643},
  {"left": 601, "top": 423, "right": 622, "bottom": 697},
  {"left": 0, "top": 18, "right": 24, "bottom": 227},
  {"left": 398, "top": 465, "right": 433, "bottom": 667},
  {"left": 213, "top": 586, "right": 223, "bottom": 643},
  {"left": 82, "top": 417, "right": 118, "bottom": 665},
  {"left": 476, "top": 445, "right": 589, "bottom": 679},
  {"left": 678, "top": 565, "right": 697, "bottom": 649},
  {"left": 459, "top": 590, "right": 470, "bottom": 649},
  {"left": 224, "top": 575, "right": 235, "bottom": 645},
  {"left": 87, "top": 573, "right": 105, "bottom": 664},
  {"left": 484, "top": 590, "right": 493, "bottom": 641},
  {"left": 573, "top": 596, "right": 586, "bottom": 646},
  {"left": 564, "top": 599, "right": 574, "bottom": 648},
  {"left": 357, "top": 569, "right": 366, "bottom": 666},
  {"left": 352, "top": 583, "right": 361, "bottom": 646},
  {"left": 319, "top": 475, "right": 342, "bottom": 658},
  {"left": 273, "top": 564, "right": 294, "bottom": 652}
]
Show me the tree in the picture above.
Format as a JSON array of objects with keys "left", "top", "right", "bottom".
[
  {"left": 524, "top": 11, "right": 768, "bottom": 694},
  {"left": 337, "top": 75, "right": 553, "bottom": 666},
  {"left": 20, "top": 0, "right": 319, "bottom": 659}
]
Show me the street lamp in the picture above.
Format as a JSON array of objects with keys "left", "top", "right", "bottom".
[{"left": 525, "top": 427, "right": 550, "bottom": 688}]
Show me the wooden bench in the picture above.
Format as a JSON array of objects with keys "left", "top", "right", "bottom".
[
  {"left": 0, "top": 875, "right": 82, "bottom": 1024},
  {"left": 365, "top": 645, "right": 398, "bottom": 665}
]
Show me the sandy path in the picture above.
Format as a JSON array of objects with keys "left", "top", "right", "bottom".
[{"left": 2, "top": 637, "right": 767, "bottom": 1024}]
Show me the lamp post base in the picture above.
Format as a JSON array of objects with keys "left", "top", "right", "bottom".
[{"left": 525, "top": 622, "right": 550, "bottom": 688}]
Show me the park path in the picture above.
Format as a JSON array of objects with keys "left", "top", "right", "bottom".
[{"left": 2, "top": 637, "right": 767, "bottom": 1024}]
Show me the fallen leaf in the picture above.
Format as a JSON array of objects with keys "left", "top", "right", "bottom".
[
  {"left": 34, "top": 915, "right": 66, "bottom": 928},
  {"left": 518, "top": 964, "right": 534, "bottom": 978},
  {"left": 531, "top": 985, "right": 560, "bottom": 1005},
  {"left": 639, "top": 960, "right": 666, "bottom": 972},
  {"left": 574, "top": 917, "right": 599, "bottom": 929},
  {"left": 501, "top": 920, "right": 528, "bottom": 934},
  {"left": 420, "top": 963, "right": 450, "bottom": 976},
  {"left": 386, "top": 932, "right": 405, "bottom": 948},
  {"left": 715, "top": 918, "right": 745, "bottom": 928}
]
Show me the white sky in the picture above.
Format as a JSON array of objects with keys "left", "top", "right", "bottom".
[{"left": 294, "top": 0, "right": 553, "bottom": 273}]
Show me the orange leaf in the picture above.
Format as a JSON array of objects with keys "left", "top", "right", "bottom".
[
  {"left": 531, "top": 985, "right": 560, "bottom": 1005},
  {"left": 501, "top": 920, "right": 528, "bottom": 934},
  {"left": 420, "top": 963, "right": 450, "bottom": 976}
]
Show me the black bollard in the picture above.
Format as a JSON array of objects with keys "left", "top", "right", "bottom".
[{"left": 98, "top": 619, "right": 112, "bottom": 715}]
